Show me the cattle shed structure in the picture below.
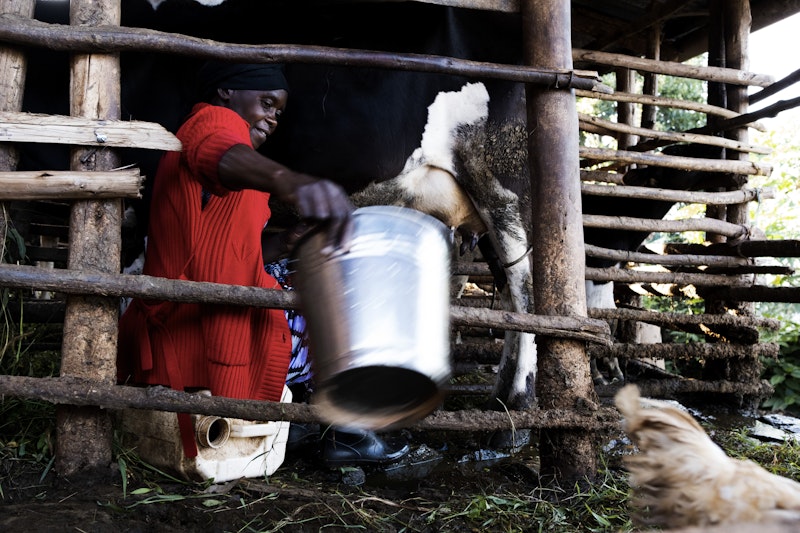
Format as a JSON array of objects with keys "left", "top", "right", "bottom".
[{"left": 1, "top": 0, "right": 800, "bottom": 483}]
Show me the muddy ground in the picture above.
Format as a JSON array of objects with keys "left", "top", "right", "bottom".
[
  {"left": 0, "top": 423, "right": 617, "bottom": 533},
  {"left": 4, "top": 393, "right": 798, "bottom": 533}
]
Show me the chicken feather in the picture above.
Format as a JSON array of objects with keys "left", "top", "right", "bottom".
[{"left": 615, "top": 384, "right": 800, "bottom": 528}]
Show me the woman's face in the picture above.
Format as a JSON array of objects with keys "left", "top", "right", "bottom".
[{"left": 220, "top": 88, "right": 289, "bottom": 149}]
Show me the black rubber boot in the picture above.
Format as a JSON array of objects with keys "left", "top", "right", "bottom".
[
  {"left": 321, "top": 428, "right": 410, "bottom": 467},
  {"left": 287, "top": 422, "right": 321, "bottom": 451}
]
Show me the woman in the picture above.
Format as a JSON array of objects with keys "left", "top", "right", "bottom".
[
  {"left": 117, "top": 62, "right": 353, "bottom": 457},
  {"left": 118, "top": 62, "right": 407, "bottom": 467}
]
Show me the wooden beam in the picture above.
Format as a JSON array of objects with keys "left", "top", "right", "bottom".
[
  {"left": 56, "top": 0, "right": 121, "bottom": 478},
  {"left": 666, "top": 240, "right": 800, "bottom": 258},
  {"left": 0, "top": 263, "right": 612, "bottom": 344},
  {"left": 583, "top": 243, "right": 752, "bottom": 268},
  {"left": 581, "top": 183, "right": 774, "bottom": 205},
  {"left": 578, "top": 113, "right": 770, "bottom": 154},
  {"left": 580, "top": 146, "right": 772, "bottom": 176},
  {"left": 0, "top": 375, "right": 623, "bottom": 432},
  {"left": 585, "top": 266, "right": 754, "bottom": 287},
  {"left": 524, "top": 0, "right": 597, "bottom": 484},
  {"left": 575, "top": 88, "right": 768, "bottom": 131},
  {"left": 573, "top": 48, "right": 773, "bottom": 87},
  {"left": 0, "top": 169, "right": 144, "bottom": 199},
  {"left": 0, "top": 13, "right": 610, "bottom": 94},
  {"left": 583, "top": 213, "right": 750, "bottom": 240},
  {"left": 0, "top": 111, "right": 181, "bottom": 151}
]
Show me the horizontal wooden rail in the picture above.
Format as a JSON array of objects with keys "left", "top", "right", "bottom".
[
  {"left": 666, "top": 240, "right": 800, "bottom": 258},
  {"left": 584, "top": 243, "right": 752, "bottom": 268},
  {"left": 578, "top": 113, "right": 770, "bottom": 154},
  {"left": 580, "top": 146, "right": 772, "bottom": 176},
  {"left": 0, "top": 264, "right": 612, "bottom": 344},
  {"left": 587, "top": 341, "right": 779, "bottom": 360},
  {"left": 455, "top": 261, "right": 764, "bottom": 287},
  {"left": 0, "top": 375, "right": 622, "bottom": 432},
  {"left": 0, "top": 111, "right": 181, "bottom": 151},
  {"left": 585, "top": 266, "right": 755, "bottom": 287},
  {"left": 588, "top": 307, "right": 779, "bottom": 330},
  {"left": 573, "top": 48, "right": 774, "bottom": 87},
  {"left": 0, "top": 13, "right": 611, "bottom": 94},
  {"left": 581, "top": 183, "right": 774, "bottom": 205},
  {"left": 0, "top": 169, "right": 144, "bottom": 199},
  {"left": 595, "top": 378, "right": 773, "bottom": 400},
  {"left": 575, "top": 88, "right": 766, "bottom": 129},
  {"left": 583, "top": 214, "right": 751, "bottom": 240}
]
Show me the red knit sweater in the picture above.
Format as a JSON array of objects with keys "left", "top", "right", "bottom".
[{"left": 118, "top": 103, "right": 291, "bottom": 404}]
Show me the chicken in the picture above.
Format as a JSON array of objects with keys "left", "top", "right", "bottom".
[{"left": 614, "top": 384, "right": 800, "bottom": 529}]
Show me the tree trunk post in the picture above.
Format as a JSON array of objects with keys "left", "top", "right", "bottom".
[
  {"left": 0, "top": 0, "right": 35, "bottom": 261},
  {"left": 521, "top": 0, "right": 598, "bottom": 484},
  {"left": 55, "top": 0, "right": 122, "bottom": 478}
]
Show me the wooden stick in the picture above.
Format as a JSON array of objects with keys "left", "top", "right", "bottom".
[
  {"left": 749, "top": 66, "right": 800, "bottom": 104},
  {"left": 584, "top": 243, "right": 752, "bottom": 268},
  {"left": 666, "top": 239, "right": 800, "bottom": 258},
  {"left": 573, "top": 48, "right": 773, "bottom": 87},
  {"left": 0, "top": 111, "right": 181, "bottom": 151},
  {"left": 0, "top": 375, "right": 622, "bottom": 432},
  {"left": 0, "top": 169, "right": 144, "bottom": 199},
  {"left": 578, "top": 113, "right": 770, "bottom": 154},
  {"left": 582, "top": 213, "right": 751, "bottom": 239},
  {"left": 585, "top": 266, "right": 755, "bottom": 287},
  {"left": 0, "top": 263, "right": 613, "bottom": 343},
  {"left": 595, "top": 378, "right": 772, "bottom": 400},
  {"left": 588, "top": 307, "right": 780, "bottom": 330},
  {"left": 580, "top": 169, "right": 625, "bottom": 184},
  {"left": 581, "top": 183, "right": 774, "bottom": 205},
  {"left": 575, "top": 88, "right": 767, "bottom": 131},
  {"left": 587, "top": 341, "right": 779, "bottom": 360},
  {"left": 0, "top": 13, "right": 611, "bottom": 94},
  {"left": 580, "top": 146, "right": 772, "bottom": 176},
  {"left": 702, "top": 285, "right": 800, "bottom": 304},
  {"left": 449, "top": 306, "right": 611, "bottom": 345}
]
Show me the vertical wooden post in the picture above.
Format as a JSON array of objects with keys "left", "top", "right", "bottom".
[
  {"left": 723, "top": 0, "right": 751, "bottom": 228},
  {"left": 616, "top": 68, "right": 636, "bottom": 151},
  {"left": 641, "top": 24, "right": 661, "bottom": 131},
  {"left": 55, "top": 0, "right": 122, "bottom": 478},
  {"left": 0, "top": 0, "right": 36, "bottom": 242},
  {"left": 706, "top": 0, "right": 728, "bottom": 244},
  {"left": 521, "top": 0, "right": 598, "bottom": 483},
  {"left": 722, "top": 0, "right": 760, "bottom": 402}
]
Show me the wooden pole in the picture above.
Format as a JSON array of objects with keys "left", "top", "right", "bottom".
[
  {"left": 0, "top": 13, "right": 608, "bottom": 93},
  {"left": 641, "top": 23, "right": 661, "bottom": 131},
  {"left": 706, "top": 0, "right": 728, "bottom": 244},
  {"left": 0, "top": 0, "right": 36, "bottom": 266},
  {"left": 615, "top": 67, "right": 636, "bottom": 151},
  {"left": 717, "top": 0, "right": 761, "bottom": 403},
  {"left": 55, "top": 0, "right": 121, "bottom": 479},
  {"left": 522, "top": 0, "right": 597, "bottom": 484},
  {"left": 723, "top": 1, "right": 751, "bottom": 230}
]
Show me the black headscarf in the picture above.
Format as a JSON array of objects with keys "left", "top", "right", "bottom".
[{"left": 197, "top": 61, "right": 289, "bottom": 101}]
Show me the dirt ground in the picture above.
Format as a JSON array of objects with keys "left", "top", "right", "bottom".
[{"left": 0, "top": 427, "right": 573, "bottom": 533}]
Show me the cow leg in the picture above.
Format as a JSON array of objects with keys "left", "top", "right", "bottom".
[
  {"left": 586, "top": 280, "right": 625, "bottom": 384},
  {"left": 486, "top": 234, "right": 536, "bottom": 410}
]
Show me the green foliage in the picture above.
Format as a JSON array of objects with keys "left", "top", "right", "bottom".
[
  {"left": 655, "top": 56, "right": 708, "bottom": 132},
  {"left": 748, "top": 110, "right": 800, "bottom": 413},
  {"left": 715, "top": 427, "right": 800, "bottom": 481}
]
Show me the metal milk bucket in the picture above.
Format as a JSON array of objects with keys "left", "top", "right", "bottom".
[{"left": 292, "top": 205, "right": 452, "bottom": 430}]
